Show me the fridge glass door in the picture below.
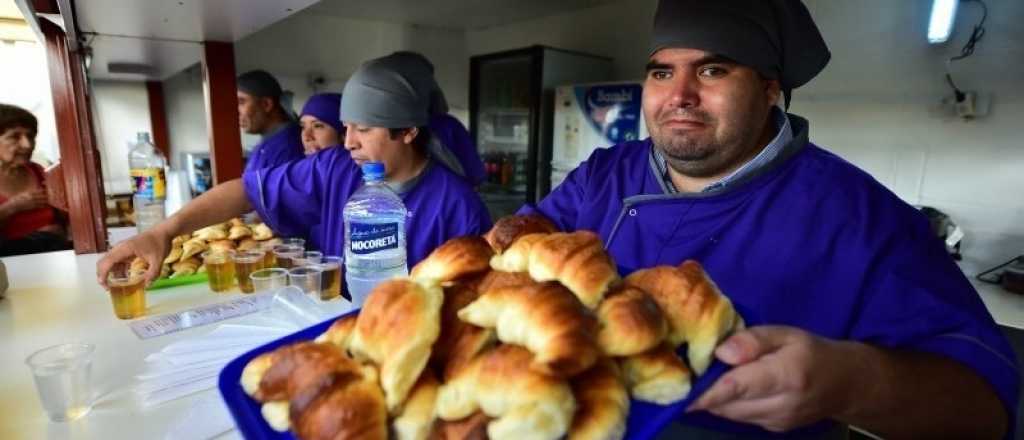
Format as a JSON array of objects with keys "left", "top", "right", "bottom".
[{"left": 476, "top": 54, "right": 533, "bottom": 198}]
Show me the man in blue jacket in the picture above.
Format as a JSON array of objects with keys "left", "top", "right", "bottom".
[
  {"left": 236, "top": 70, "right": 304, "bottom": 172},
  {"left": 524, "top": 1, "right": 1017, "bottom": 438}
]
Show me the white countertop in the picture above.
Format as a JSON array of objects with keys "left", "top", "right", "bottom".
[
  {"left": 0, "top": 250, "right": 254, "bottom": 440},
  {"left": 0, "top": 250, "right": 1021, "bottom": 439}
]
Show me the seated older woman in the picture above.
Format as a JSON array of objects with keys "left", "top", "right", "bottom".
[{"left": 0, "top": 103, "right": 70, "bottom": 256}]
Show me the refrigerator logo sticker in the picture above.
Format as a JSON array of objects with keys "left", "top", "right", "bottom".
[
  {"left": 350, "top": 222, "right": 399, "bottom": 254},
  {"left": 578, "top": 84, "right": 643, "bottom": 144}
]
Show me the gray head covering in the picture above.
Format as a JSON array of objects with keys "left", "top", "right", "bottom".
[
  {"left": 388, "top": 51, "right": 450, "bottom": 115},
  {"left": 649, "top": 0, "right": 830, "bottom": 108},
  {"left": 340, "top": 54, "right": 432, "bottom": 128}
]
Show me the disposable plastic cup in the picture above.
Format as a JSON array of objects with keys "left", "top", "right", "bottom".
[
  {"left": 273, "top": 245, "right": 304, "bottom": 270},
  {"left": 233, "top": 250, "right": 264, "bottom": 293},
  {"left": 293, "top": 251, "right": 323, "bottom": 267},
  {"left": 288, "top": 266, "right": 323, "bottom": 298},
  {"left": 105, "top": 269, "right": 146, "bottom": 319},
  {"left": 250, "top": 268, "right": 289, "bottom": 293},
  {"left": 316, "top": 256, "right": 345, "bottom": 302},
  {"left": 25, "top": 343, "right": 95, "bottom": 422}
]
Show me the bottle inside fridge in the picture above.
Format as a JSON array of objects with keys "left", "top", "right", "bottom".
[{"left": 471, "top": 46, "right": 614, "bottom": 219}]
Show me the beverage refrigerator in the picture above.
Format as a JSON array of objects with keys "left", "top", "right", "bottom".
[
  {"left": 550, "top": 81, "right": 648, "bottom": 189},
  {"left": 470, "top": 45, "right": 613, "bottom": 219}
]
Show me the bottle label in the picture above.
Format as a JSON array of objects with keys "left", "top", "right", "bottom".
[
  {"left": 130, "top": 167, "right": 166, "bottom": 200},
  {"left": 349, "top": 222, "right": 399, "bottom": 255}
]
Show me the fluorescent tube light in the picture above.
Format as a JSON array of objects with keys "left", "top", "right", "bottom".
[{"left": 928, "top": 0, "right": 959, "bottom": 44}]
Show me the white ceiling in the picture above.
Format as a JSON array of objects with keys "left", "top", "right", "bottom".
[
  {"left": 75, "top": 0, "right": 319, "bottom": 80},
  {"left": 305, "top": 0, "right": 620, "bottom": 30},
  {"left": 74, "top": 0, "right": 619, "bottom": 81}
]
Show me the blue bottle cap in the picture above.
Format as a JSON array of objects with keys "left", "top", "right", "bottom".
[{"left": 361, "top": 162, "right": 386, "bottom": 180}]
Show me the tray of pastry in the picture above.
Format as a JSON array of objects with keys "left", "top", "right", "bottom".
[
  {"left": 219, "top": 215, "right": 749, "bottom": 440},
  {"left": 126, "top": 218, "right": 281, "bottom": 289}
]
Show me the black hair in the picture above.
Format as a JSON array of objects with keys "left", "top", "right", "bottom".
[{"left": 0, "top": 103, "right": 38, "bottom": 137}]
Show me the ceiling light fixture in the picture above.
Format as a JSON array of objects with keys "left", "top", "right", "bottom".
[{"left": 928, "top": 0, "right": 959, "bottom": 44}]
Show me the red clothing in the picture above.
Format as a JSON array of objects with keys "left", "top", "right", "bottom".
[{"left": 0, "top": 163, "right": 57, "bottom": 240}]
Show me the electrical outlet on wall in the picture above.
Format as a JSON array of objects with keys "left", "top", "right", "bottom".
[{"left": 930, "top": 91, "right": 992, "bottom": 121}]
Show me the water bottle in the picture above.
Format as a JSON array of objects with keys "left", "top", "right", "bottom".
[
  {"left": 343, "top": 162, "right": 408, "bottom": 306},
  {"left": 128, "top": 132, "right": 167, "bottom": 233}
]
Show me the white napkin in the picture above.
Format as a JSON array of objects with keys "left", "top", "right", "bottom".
[
  {"left": 137, "top": 287, "right": 348, "bottom": 410},
  {"left": 136, "top": 324, "right": 296, "bottom": 408}
]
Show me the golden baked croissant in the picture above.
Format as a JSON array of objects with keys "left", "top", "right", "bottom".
[
  {"left": 171, "top": 234, "right": 189, "bottom": 247},
  {"left": 180, "top": 238, "right": 207, "bottom": 261},
  {"left": 392, "top": 372, "right": 440, "bottom": 440},
  {"left": 432, "top": 281, "right": 496, "bottom": 381},
  {"left": 431, "top": 411, "right": 491, "bottom": 440},
  {"left": 619, "top": 343, "right": 692, "bottom": 405},
  {"left": 436, "top": 345, "right": 576, "bottom": 440},
  {"left": 410, "top": 236, "right": 494, "bottom": 286},
  {"left": 163, "top": 245, "right": 183, "bottom": 265},
  {"left": 458, "top": 281, "right": 600, "bottom": 377},
  {"left": 159, "top": 263, "right": 171, "bottom": 279},
  {"left": 129, "top": 257, "right": 148, "bottom": 278},
  {"left": 170, "top": 257, "right": 200, "bottom": 278},
  {"left": 193, "top": 225, "right": 229, "bottom": 241},
  {"left": 569, "top": 359, "right": 629, "bottom": 440},
  {"left": 229, "top": 224, "right": 253, "bottom": 241},
  {"left": 252, "top": 223, "right": 275, "bottom": 241},
  {"left": 241, "top": 341, "right": 364, "bottom": 433},
  {"left": 288, "top": 366, "right": 387, "bottom": 440},
  {"left": 243, "top": 341, "right": 362, "bottom": 403},
  {"left": 489, "top": 233, "right": 548, "bottom": 272},
  {"left": 527, "top": 231, "right": 619, "bottom": 309},
  {"left": 475, "top": 270, "right": 537, "bottom": 293},
  {"left": 236, "top": 238, "right": 260, "bottom": 252},
  {"left": 484, "top": 214, "right": 558, "bottom": 253},
  {"left": 314, "top": 314, "right": 358, "bottom": 350},
  {"left": 624, "top": 260, "right": 740, "bottom": 375},
  {"left": 229, "top": 217, "right": 245, "bottom": 228},
  {"left": 208, "top": 239, "right": 236, "bottom": 253},
  {"left": 596, "top": 285, "right": 668, "bottom": 357},
  {"left": 348, "top": 279, "right": 443, "bottom": 413}
]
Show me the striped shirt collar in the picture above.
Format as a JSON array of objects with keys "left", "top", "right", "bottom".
[{"left": 654, "top": 107, "right": 793, "bottom": 194}]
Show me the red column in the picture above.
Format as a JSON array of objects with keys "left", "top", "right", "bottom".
[
  {"left": 42, "top": 20, "right": 107, "bottom": 253},
  {"left": 201, "top": 41, "right": 243, "bottom": 184},
  {"left": 145, "top": 81, "right": 171, "bottom": 159}
]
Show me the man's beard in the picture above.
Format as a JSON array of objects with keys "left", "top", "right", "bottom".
[{"left": 650, "top": 108, "right": 726, "bottom": 178}]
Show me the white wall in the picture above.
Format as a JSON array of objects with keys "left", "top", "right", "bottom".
[
  {"left": 466, "top": 0, "right": 656, "bottom": 81},
  {"left": 0, "top": 40, "right": 59, "bottom": 165},
  {"left": 793, "top": 0, "right": 1024, "bottom": 270},
  {"left": 90, "top": 80, "right": 152, "bottom": 194},
  {"left": 161, "top": 64, "right": 208, "bottom": 169}
]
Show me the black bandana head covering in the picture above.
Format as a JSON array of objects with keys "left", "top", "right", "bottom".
[
  {"left": 340, "top": 54, "right": 431, "bottom": 129},
  {"left": 649, "top": 0, "right": 830, "bottom": 107}
]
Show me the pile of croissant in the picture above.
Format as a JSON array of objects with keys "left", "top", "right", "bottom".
[
  {"left": 128, "top": 218, "right": 278, "bottom": 279},
  {"left": 239, "top": 214, "right": 743, "bottom": 440}
]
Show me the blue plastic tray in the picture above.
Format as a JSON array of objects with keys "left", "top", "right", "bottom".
[{"left": 218, "top": 304, "right": 753, "bottom": 440}]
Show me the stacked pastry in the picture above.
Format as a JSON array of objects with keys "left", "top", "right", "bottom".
[
  {"left": 128, "top": 218, "right": 279, "bottom": 280},
  {"left": 239, "top": 214, "right": 743, "bottom": 440}
]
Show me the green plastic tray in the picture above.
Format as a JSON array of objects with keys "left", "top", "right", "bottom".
[{"left": 148, "top": 273, "right": 208, "bottom": 290}]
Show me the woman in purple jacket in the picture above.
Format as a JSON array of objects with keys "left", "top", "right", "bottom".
[{"left": 98, "top": 54, "right": 491, "bottom": 284}]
